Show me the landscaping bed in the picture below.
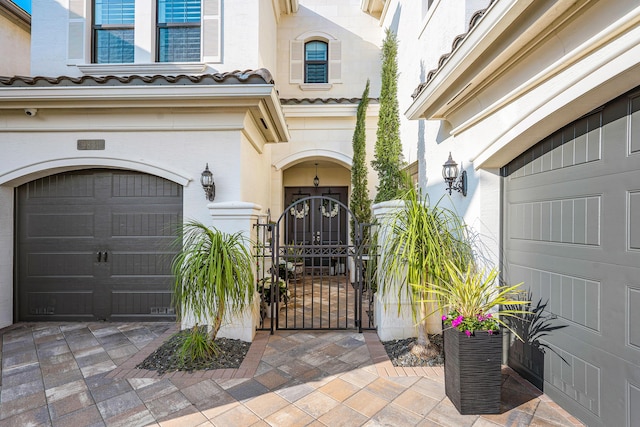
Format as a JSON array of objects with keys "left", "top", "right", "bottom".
[
  {"left": 137, "top": 329, "right": 250, "bottom": 375},
  {"left": 382, "top": 334, "right": 444, "bottom": 367}
]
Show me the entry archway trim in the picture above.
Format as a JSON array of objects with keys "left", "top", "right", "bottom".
[{"left": 273, "top": 149, "right": 352, "bottom": 171}]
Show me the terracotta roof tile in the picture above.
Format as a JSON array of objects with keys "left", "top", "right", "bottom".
[
  {"left": 0, "top": 69, "right": 274, "bottom": 87},
  {"left": 280, "top": 97, "right": 379, "bottom": 105}
]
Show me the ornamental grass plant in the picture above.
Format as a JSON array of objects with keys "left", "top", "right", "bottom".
[
  {"left": 424, "top": 261, "right": 530, "bottom": 339},
  {"left": 172, "top": 221, "right": 254, "bottom": 361}
]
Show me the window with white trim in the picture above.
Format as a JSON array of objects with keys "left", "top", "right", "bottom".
[
  {"left": 93, "top": 0, "right": 135, "bottom": 63},
  {"left": 290, "top": 33, "right": 341, "bottom": 88},
  {"left": 82, "top": 0, "right": 221, "bottom": 65}
]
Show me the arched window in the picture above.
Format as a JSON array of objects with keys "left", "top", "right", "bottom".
[{"left": 304, "top": 41, "right": 328, "bottom": 83}]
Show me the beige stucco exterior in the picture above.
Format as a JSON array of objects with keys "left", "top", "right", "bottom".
[{"left": 0, "top": 0, "right": 30, "bottom": 76}]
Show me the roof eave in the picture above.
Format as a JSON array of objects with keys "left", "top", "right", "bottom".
[
  {"left": 0, "top": 84, "right": 291, "bottom": 143},
  {"left": 405, "top": 0, "right": 535, "bottom": 121}
]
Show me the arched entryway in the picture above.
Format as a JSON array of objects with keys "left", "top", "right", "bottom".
[
  {"left": 16, "top": 169, "right": 182, "bottom": 321},
  {"left": 256, "top": 196, "right": 375, "bottom": 333}
]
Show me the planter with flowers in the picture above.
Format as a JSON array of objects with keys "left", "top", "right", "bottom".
[
  {"left": 424, "top": 262, "right": 528, "bottom": 415},
  {"left": 259, "top": 277, "right": 290, "bottom": 319}
]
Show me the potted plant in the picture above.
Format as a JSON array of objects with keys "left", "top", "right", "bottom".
[
  {"left": 258, "top": 277, "right": 290, "bottom": 318},
  {"left": 422, "top": 261, "right": 529, "bottom": 415}
]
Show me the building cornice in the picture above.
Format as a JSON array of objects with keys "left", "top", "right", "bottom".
[
  {"left": 0, "top": 78, "right": 291, "bottom": 143},
  {"left": 0, "top": 0, "right": 30, "bottom": 32}
]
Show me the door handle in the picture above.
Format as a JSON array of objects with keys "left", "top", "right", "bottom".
[
  {"left": 97, "top": 251, "right": 102, "bottom": 262},
  {"left": 103, "top": 251, "right": 108, "bottom": 262},
  {"left": 96, "top": 251, "right": 108, "bottom": 262}
]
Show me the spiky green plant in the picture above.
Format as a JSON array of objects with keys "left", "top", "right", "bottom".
[
  {"left": 377, "top": 187, "right": 473, "bottom": 354},
  {"left": 420, "top": 261, "right": 530, "bottom": 340},
  {"left": 178, "top": 325, "right": 219, "bottom": 363},
  {"left": 172, "top": 221, "right": 254, "bottom": 359}
]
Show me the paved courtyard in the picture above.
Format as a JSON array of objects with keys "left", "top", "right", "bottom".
[{"left": 0, "top": 322, "right": 584, "bottom": 426}]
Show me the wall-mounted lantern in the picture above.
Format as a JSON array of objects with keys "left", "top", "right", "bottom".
[
  {"left": 442, "top": 152, "right": 467, "bottom": 196},
  {"left": 200, "top": 163, "right": 216, "bottom": 201}
]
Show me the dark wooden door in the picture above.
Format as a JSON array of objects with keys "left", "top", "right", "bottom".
[
  {"left": 17, "top": 170, "right": 182, "bottom": 321},
  {"left": 284, "top": 187, "right": 348, "bottom": 245}
]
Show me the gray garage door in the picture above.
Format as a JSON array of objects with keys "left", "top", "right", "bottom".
[
  {"left": 502, "top": 88, "right": 640, "bottom": 426},
  {"left": 17, "top": 169, "right": 182, "bottom": 321}
]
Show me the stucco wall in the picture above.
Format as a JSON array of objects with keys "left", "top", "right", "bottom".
[
  {"left": 276, "top": 0, "right": 383, "bottom": 99},
  {"left": 0, "top": 107, "right": 252, "bottom": 327},
  {"left": 0, "top": 10, "right": 30, "bottom": 76},
  {"left": 377, "top": 0, "right": 499, "bottom": 267},
  {"left": 29, "top": 0, "right": 279, "bottom": 76}
]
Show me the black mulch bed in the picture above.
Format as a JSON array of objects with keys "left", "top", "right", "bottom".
[
  {"left": 137, "top": 330, "right": 251, "bottom": 375},
  {"left": 382, "top": 334, "right": 445, "bottom": 367}
]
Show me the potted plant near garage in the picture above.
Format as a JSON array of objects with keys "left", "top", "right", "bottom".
[
  {"left": 421, "top": 261, "right": 529, "bottom": 414},
  {"left": 172, "top": 221, "right": 254, "bottom": 361}
]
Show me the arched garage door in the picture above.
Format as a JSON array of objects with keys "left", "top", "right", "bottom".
[
  {"left": 17, "top": 169, "right": 182, "bottom": 321},
  {"left": 502, "top": 88, "right": 640, "bottom": 427}
]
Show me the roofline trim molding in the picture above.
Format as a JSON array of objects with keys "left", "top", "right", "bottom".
[{"left": 0, "top": 0, "right": 30, "bottom": 30}]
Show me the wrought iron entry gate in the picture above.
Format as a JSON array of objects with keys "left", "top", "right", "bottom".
[{"left": 255, "top": 196, "right": 375, "bottom": 333}]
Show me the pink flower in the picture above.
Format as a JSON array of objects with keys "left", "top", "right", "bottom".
[
  {"left": 465, "top": 330, "right": 471, "bottom": 337},
  {"left": 486, "top": 313, "right": 492, "bottom": 318},
  {"left": 488, "top": 330, "right": 494, "bottom": 335},
  {"left": 441, "top": 315, "right": 448, "bottom": 321}
]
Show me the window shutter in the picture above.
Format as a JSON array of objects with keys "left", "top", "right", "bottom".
[
  {"left": 202, "top": 0, "right": 221, "bottom": 62},
  {"left": 328, "top": 40, "right": 341, "bottom": 83},
  {"left": 290, "top": 40, "right": 303, "bottom": 84},
  {"left": 68, "top": 0, "right": 86, "bottom": 63}
]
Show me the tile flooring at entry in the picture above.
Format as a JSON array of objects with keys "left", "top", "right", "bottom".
[{"left": 0, "top": 323, "right": 584, "bottom": 426}]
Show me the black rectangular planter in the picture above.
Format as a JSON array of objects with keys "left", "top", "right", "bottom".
[{"left": 444, "top": 328, "right": 502, "bottom": 414}]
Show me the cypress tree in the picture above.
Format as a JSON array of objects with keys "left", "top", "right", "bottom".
[
  {"left": 350, "top": 80, "right": 372, "bottom": 243},
  {"left": 372, "top": 28, "right": 409, "bottom": 203}
]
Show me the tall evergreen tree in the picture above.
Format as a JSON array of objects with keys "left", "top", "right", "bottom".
[
  {"left": 372, "top": 28, "right": 409, "bottom": 203},
  {"left": 350, "top": 80, "right": 371, "bottom": 243}
]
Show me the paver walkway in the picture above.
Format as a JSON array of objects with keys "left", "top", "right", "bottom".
[{"left": 0, "top": 323, "right": 584, "bottom": 426}]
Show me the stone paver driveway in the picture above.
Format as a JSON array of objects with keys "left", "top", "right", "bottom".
[{"left": 0, "top": 323, "right": 584, "bottom": 426}]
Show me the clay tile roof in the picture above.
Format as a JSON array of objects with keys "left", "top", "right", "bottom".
[
  {"left": 411, "top": 0, "right": 496, "bottom": 100},
  {"left": 280, "top": 97, "right": 379, "bottom": 105},
  {"left": 0, "top": 69, "right": 274, "bottom": 87}
]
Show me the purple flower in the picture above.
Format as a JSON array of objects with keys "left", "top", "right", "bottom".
[
  {"left": 486, "top": 313, "right": 492, "bottom": 318},
  {"left": 488, "top": 330, "right": 494, "bottom": 335},
  {"left": 441, "top": 315, "right": 448, "bottom": 321},
  {"left": 465, "top": 330, "right": 471, "bottom": 337},
  {"left": 451, "top": 315, "right": 464, "bottom": 328}
]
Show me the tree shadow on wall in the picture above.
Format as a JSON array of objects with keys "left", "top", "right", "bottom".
[{"left": 505, "top": 293, "right": 568, "bottom": 392}]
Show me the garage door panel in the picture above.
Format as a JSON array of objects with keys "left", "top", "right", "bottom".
[
  {"left": 17, "top": 169, "right": 182, "bottom": 322},
  {"left": 503, "top": 88, "right": 640, "bottom": 426}
]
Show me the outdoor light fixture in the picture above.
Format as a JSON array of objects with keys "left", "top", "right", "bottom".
[
  {"left": 200, "top": 163, "right": 216, "bottom": 201},
  {"left": 313, "top": 163, "right": 319, "bottom": 188},
  {"left": 442, "top": 152, "right": 467, "bottom": 196}
]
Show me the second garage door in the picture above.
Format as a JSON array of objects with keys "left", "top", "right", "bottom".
[
  {"left": 502, "top": 88, "right": 640, "bottom": 426},
  {"left": 17, "top": 169, "right": 183, "bottom": 321}
]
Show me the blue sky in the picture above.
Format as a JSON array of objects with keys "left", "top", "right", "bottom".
[{"left": 12, "top": 0, "right": 31, "bottom": 14}]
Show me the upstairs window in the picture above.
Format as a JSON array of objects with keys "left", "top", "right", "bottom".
[
  {"left": 93, "top": 0, "right": 135, "bottom": 63},
  {"left": 304, "top": 41, "right": 328, "bottom": 83},
  {"left": 157, "top": 0, "right": 202, "bottom": 62}
]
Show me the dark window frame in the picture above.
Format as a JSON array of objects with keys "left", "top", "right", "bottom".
[
  {"left": 304, "top": 40, "right": 328, "bottom": 84},
  {"left": 156, "top": 0, "right": 202, "bottom": 63},
  {"left": 92, "top": 0, "right": 135, "bottom": 64}
]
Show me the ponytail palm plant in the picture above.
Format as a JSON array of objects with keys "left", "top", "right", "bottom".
[
  {"left": 377, "top": 187, "right": 473, "bottom": 357},
  {"left": 172, "top": 221, "right": 254, "bottom": 359}
]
